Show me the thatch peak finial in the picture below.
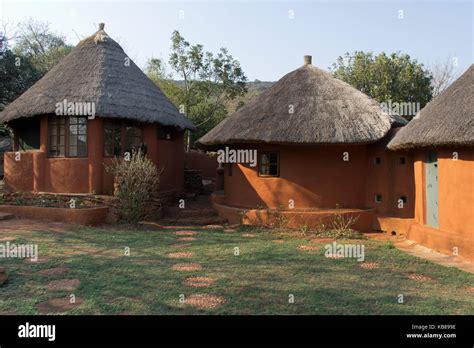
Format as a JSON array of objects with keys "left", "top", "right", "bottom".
[
  {"left": 98, "top": 23, "right": 105, "bottom": 31},
  {"left": 304, "top": 55, "right": 312, "bottom": 65}
]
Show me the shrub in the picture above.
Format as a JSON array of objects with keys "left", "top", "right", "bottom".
[{"left": 106, "top": 151, "right": 161, "bottom": 224}]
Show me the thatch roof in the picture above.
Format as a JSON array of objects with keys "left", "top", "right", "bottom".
[
  {"left": 197, "top": 56, "right": 405, "bottom": 148},
  {"left": 0, "top": 24, "right": 194, "bottom": 130},
  {"left": 389, "top": 65, "right": 473, "bottom": 150}
]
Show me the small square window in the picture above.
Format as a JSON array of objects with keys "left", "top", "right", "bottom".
[
  {"left": 374, "top": 157, "right": 381, "bottom": 165},
  {"left": 259, "top": 152, "right": 279, "bottom": 177},
  {"left": 375, "top": 194, "right": 383, "bottom": 203},
  {"left": 399, "top": 157, "right": 406, "bottom": 165},
  {"left": 157, "top": 126, "right": 174, "bottom": 140}
]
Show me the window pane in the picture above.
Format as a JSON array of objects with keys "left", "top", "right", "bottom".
[
  {"left": 68, "top": 117, "right": 87, "bottom": 157},
  {"left": 259, "top": 152, "right": 279, "bottom": 176},
  {"left": 104, "top": 121, "right": 122, "bottom": 157}
]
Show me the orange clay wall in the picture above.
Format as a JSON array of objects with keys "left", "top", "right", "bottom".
[
  {"left": 407, "top": 148, "right": 474, "bottom": 260},
  {"left": 221, "top": 139, "right": 414, "bottom": 214},
  {"left": 4, "top": 116, "right": 185, "bottom": 195},
  {"left": 223, "top": 144, "right": 368, "bottom": 209}
]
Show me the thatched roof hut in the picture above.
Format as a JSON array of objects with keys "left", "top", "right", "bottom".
[
  {"left": 0, "top": 23, "right": 194, "bottom": 130},
  {"left": 197, "top": 55, "right": 405, "bottom": 148},
  {"left": 388, "top": 64, "right": 473, "bottom": 150}
]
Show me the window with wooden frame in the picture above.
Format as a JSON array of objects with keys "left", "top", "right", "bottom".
[
  {"left": 259, "top": 152, "right": 279, "bottom": 177},
  {"left": 103, "top": 120, "right": 144, "bottom": 157},
  {"left": 104, "top": 121, "right": 122, "bottom": 157},
  {"left": 157, "top": 126, "right": 174, "bottom": 140},
  {"left": 48, "top": 116, "right": 87, "bottom": 157}
]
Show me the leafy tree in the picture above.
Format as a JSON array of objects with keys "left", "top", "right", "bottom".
[
  {"left": 13, "top": 19, "right": 73, "bottom": 75},
  {"left": 145, "top": 57, "right": 184, "bottom": 108},
  {"left": 167, "top": 30, "right": 247, "bottom": 147},
  {"left": 332, "top": 51, "right": 433, "bottom": 119}
]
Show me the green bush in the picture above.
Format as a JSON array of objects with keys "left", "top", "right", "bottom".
[{"left": 106, "top": 151, "right": 161, "bottom": 224}]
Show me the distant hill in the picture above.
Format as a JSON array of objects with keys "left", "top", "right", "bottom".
[{"left": 226, "top": 80, "right": 274, "bottom": 113}]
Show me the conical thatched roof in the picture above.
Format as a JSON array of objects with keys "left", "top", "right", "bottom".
[
  {"left": 389, "top": 65, "right": 473, "bottom": 150},
  {"left": 0, "top": 24, "right": 194, "bottom": 130},
  {"left": 197, "top": 56, "right": 405, "bottom": 148}
]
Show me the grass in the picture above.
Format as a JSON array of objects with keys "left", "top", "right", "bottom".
[{"left": 0, "top": 225, "right": 473, "bottom": 315}]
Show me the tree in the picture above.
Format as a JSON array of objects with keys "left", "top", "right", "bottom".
[
  {"left": 13, "top": 19, "right": 73, "bottom": 75},
  {"left": 332, "top": 51, "right": 433, "bottom": 120},
  {"left": 167, "top": 30, "right": 247, "bottom": 147},
  {"left": 430, "top": 58, "right": 458, "bottom": 97}
]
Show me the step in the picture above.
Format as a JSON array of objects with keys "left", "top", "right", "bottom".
[{"left": 0, "top": 212, "right": 14, "bottom": 221}]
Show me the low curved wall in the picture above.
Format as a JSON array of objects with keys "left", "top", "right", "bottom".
[
  {"left": 212, "top": 194, "right": 375, "bottom": 231},
  {"left": 0, "top": 205, "right": 108, "bottom": 226}
]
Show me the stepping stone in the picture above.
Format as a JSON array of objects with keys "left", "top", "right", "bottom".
[
  {"left": 224, "top": 228, "right": 236, "bottom": 233},
  {"left": 408, "top": 274, "right": 432, "bottom": 282},
  {"left": 39, "top": 267, "right": 70, "bottom": 276},
  {"left": 464, "top": 286, "right": 474, "bottom": 293},
  {"left": 359, "top": 262, "right": 379, "bottom": 269},
  {"left": 46, "top": 278, "right": 80, "bottom": 291},
  {"left": 166, "top": 251, "right": 194, "bottom": 259},
  {"left": 203, "top": 225, "right": 224, "bottom": 230},
  {"left": 297, "top": 245, "right": 320, "bottom": 251},
  {"left": 175, "top": 230, "right": 197, "bottom": 236},
  {"left": 0, "top": 267, "right": 8, "bottom": 286},
  {"left": 171, "top": 263, "right": 202, "bottom": 271},
  {"left": 310, "top": 238, "right": 335, "bottom": 244},
  {"left": 37, "top": 297, "right": 83, "bottom": 314},
  {"left": 0, "top": 212, "right": 14, "bottom": 221},
  {"left": 272, "top": 239, "right": 285, "bottom": 243},
  {"left": 184, "top": 293, "right": 225, "bottom": 309},
  {"left": 0, "top": 236, "right": 16, "bottom": 242},
  {"left": 24, "top": 257, "right": 51, "bottom": 264},
  {"left": 242, "top": 233, "right": 257, "bottom": 238},
  {"left": 178, "top": 237, "right": 197, "bottom": 241},
  {"left": 170, "top": 243, "right": 192, "bottom": 248},
  {"left": 184, "top": 277, "right": 216, "bottom": 288}
]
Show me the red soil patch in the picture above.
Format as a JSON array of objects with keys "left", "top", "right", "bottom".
[
  {"left": 166, "top": 251, "right": 194, "bottom": 259},
  {"left": 184, "top": 277, "right": 216, "bottom": 288},
  {"left": 171, "top": 263, "right": 202, "bottom": 271},
  {"left": 0, "top": 236, "right": 16, "bottom": 242},
  {"left": 175, "top": 230, "right": 198, "bottom": 236},
  {"left": 297, "top": 245, "right": 320, "bottom": 251},
  {"left": 464, "top": 286, "right": 474, "bottom": 293},
  {"left": 178, "top": 237, "right": 197, "bottom": 241},
  {"left": 37, "top": 297, "right": 83, "bottom": 314},
  {"left": 185, "top": 293, "right": 225, "bottom": 309},
  {"left": 46, "top": 278, "right": 80, "bottom": 291},
  {"left": 170, "top": 243, "right": 192, "bottom": 248},
  {"left": 359, "top": 262, "right": 379, "bottom": 269},
  {"left": 39, "top": 267, "right": 70, "bottom": 276},
  {"left": 0, "top": 219, "right": 71, "bottom": 234},
  {"left": 408, "top": 274, "right": 433, "bottom": 282}
]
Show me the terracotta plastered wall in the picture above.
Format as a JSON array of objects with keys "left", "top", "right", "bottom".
[
  {"left": 185, "top": 150, "right": 218, "bottom": 180},
  {"left": 409, "top": 148, "right": 474, "bottom": 259},
  {"left": 223, "top": 144, "right": 368, "bottom": 209},
  {"left": 4, "top": 117, "right": 186, "bottom": 195}
]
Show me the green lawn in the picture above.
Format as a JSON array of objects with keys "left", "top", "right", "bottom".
[{"left": 0, "top": 225, "right": 473, "bottom": 315}]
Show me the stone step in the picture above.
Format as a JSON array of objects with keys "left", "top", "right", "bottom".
[{"left": 0, "top": 212, "right": 14, "bottom": 221}]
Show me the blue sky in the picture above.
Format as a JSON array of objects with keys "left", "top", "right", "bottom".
[{"left": 1, "top": 0, "right": 472, "bottom": 81}]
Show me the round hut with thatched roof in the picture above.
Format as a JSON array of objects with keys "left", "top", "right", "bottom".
[
  {"left": 197, "top": 56, "right": 414, "bottom": 231},
  {"left": 0, "top": 24, "right": 194, "bottom": 195},
  {"left": 388, "top": 64, "right": 474, "bottom": 260}
]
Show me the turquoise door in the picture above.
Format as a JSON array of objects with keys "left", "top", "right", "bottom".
[{"left": 425, "top": 151, "right": 439, "bottom": 227}]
